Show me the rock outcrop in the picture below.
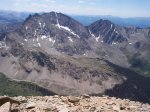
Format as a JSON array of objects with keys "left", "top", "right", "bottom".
[{"left": 0, "top": 95, "right": 149, "bottom": 112}]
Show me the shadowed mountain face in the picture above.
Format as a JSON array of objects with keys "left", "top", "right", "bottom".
[
  {"left": 105, "top": 62, "right": 150, "bottom": 104},
  {"left": 88, "top": 19, "right": 150, "bottom": 44},
  {"left": 0, "top": 12, "right": 150, "bottom": 103},
  {"left": 88, "top": 20, "right": 127, "bottom": 44},
  {"left": 88, "top": 19, "right": 150, "bottom": 74}
]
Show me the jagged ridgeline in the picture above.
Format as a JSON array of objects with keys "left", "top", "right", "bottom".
[{"left": 0, "top": 72, "right": 55, "bottom": 96}]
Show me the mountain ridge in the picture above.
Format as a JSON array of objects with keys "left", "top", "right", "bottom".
[
  {"left": 0, "top": 11, "right": 150, "bottom": 103},
  {"left": 1, "top": 10, "right": 150, "bottom": 28},
  {"left": 71, "top": 15, "right": 150, "bottom": 28}
]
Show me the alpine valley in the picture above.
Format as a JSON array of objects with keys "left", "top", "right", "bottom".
[{"left": 0, "top": 12, "right": 150, "bottom": 104}]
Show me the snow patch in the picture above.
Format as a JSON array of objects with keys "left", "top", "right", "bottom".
[
  {"left": 25, "top": 26, "right": 28, "bottom": 30},
  {"left": 129, "top": 43, "right": 132, "bottom": 45},
  {"left": 55, "top": 12, "right": 80, "bottom": 38},
  {"left": 68, "top": 37, "right": 73, "bottom": 42},
  {"left": 0, "top": 42, "right": 3, "bottom": 48},
  {"left": 24, "top": 39, "right": 27, "bottom": 42},
  {"left": 38, "top": 43, "right": 41, "bottom": 47},
  {"left": 83, "top": 53, "right": 87, "bottom": 56},
  {"left": 101, "top": 40, "right": 104, "bottom": 43},
  {"left": 95, "top": 35, "right": 100, "bottom": 42},
  {"left": 21, "top": 43, "right": 24, "bottom": 45},
  {"left": 49, "top": 38, "right": 55, "bottom": 44},
  {"left": 114, "top": 29, "right": 116, "bottom": 33},
  {"left": 112, "top": 42, "right": 117, "bottom": 45},
  {"left": 0, "top": 37, "right": 7, "bottom": 49},
  {"left": 56, "top": 24, "right": 80, "bottom": 38},
  {"left": 34, "top": 30, "right": 37, "bottom": 37},
  {"left": 43, "top": 22, "right": 46, "bottom": 28},
  {"left": 36, "top": 38, "right": 39, "bottom": 42},
  {"left": 114, "top": 29, "right": 118, "bottom": 34},
  {"left": 89, "top": 29, "right": 95, "bottom": 37},
  {"left": 89, "top": 28, "right": 101, "bottom": 42},
  {"left": 0, "top": 41, "right": 6, "bottom": 48},
  {"left": 41, "top": 35, "right": 47, "bottom": 40},
  {"left": 111, "top": 24, "right": 113, "bottom": 29},
  {"left": 38, "top": 21, "right": 42, "bottom": 27}
]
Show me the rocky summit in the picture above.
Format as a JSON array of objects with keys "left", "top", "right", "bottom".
[{"left": 0, "top": 95, "right": 150, "bottom": 112}]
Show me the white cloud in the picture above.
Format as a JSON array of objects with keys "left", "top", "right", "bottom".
[
  {"left": 16, "top": 0, "right": 30, "bottom": 2},
  {"left": 9, "top": 0, "right": 150, "bottom": 17},
  {"left": 50, "top": 0, "right": 56, "bottom": 3},
  {"left": 45, "top": 0, "right": 56, "bottom": 3},
  {"left": 89, "top": 2, "right": 95, "bottom": 5},
  {"left": 78, "top": 0, "right": 84, "bottom": 4}
]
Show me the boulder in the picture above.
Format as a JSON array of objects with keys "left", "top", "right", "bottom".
[
  {"left": 0, "top": 97, "right": 20, "bottom": 106},
  {"left": 68, "top": 96, "right": 80, "bottom": 103},
  {"left": 25, "top": 102, "right": 36, "bottom": 109},
  {"left": 0, "top": 102, "right": 11, "bottom": 112}
]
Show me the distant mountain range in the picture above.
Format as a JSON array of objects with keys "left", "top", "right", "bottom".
[
  {"left": 0, "top": 11, "right": 150, "bottom": 103},
  {"left": 0, "top": 10, "right": 150, "bottom": 28},
  {"left": 0, "top": 10, "right": 30, "bottom": 24},
  {"left": 71, "top": 15, "right": 150, "bottom": 28}
]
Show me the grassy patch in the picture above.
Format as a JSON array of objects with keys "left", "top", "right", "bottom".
[
  {"left": 0, "top": 72, "right": 55, "bottom": 96},
  {"left": 128, "top": 57, "right": 150, "bottom": 77}
]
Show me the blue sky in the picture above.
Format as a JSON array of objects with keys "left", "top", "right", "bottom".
[{"left": 0, "top": 0, "right": 150, "bottom": 17}]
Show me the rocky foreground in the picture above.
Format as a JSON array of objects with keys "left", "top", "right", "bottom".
[{"left": 0, "top": 95, "right": 150, "bottom": 112}]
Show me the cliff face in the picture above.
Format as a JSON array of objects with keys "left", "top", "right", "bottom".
[
  {"left": 0, "top": 95, "right": 150, "bottom": 112},
  {"left": 0, "top": 46, "right": 125, "bottom": 95}
]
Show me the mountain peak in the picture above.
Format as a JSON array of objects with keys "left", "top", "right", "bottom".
[
  {"left": 7, "top": 11, "right": 91, "bottom": 55},
  {"left": 88, "top": 19, "right": 128, "bottom": 44},
  {"left": 98, "top": 19, "right": 114, "bottom": 25}
]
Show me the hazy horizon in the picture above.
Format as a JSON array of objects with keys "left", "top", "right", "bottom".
[{"left": 0, "top": 0, "right": 150, "bottom": 18}]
